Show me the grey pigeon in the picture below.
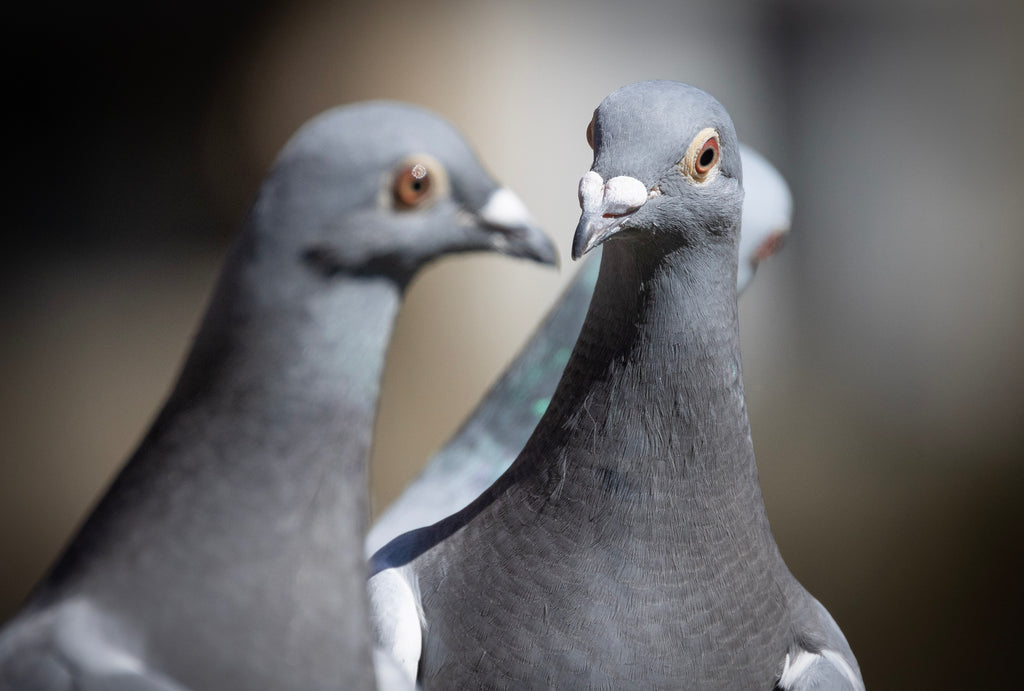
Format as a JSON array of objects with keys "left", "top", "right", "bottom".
[
  {"left": 369, "top": 82, "right": 862, "bottom": 690},
  {"left": 0, "top": 101, "right": 556, "bottom": 691},
  {"left": 365, "top": 144, "right": 791, "bottom": 555}
]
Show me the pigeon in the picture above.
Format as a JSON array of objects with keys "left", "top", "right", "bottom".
[
  {"left": 369, "top": 82, "right": 862, "bottom": 690},
  {"left": 366, "top": 143, "right": 791, "bottom": 555},
  {"left": 0, "top": 101, "right": 556, "bottom": 691}
]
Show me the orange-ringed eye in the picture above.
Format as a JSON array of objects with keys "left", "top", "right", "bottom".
[
  {"left": 694, "top": 138, "right": 719, "bottom": 175},
  {"left": 680, "top": 127, "right": 721, "bottom": 183},
  {"left": 394, "top": 162, "right": 433, "bottom": 208}
]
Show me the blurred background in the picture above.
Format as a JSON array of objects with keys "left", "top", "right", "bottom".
[{"left": 2, "top": 0, "right": 1022, "bottom": 686}]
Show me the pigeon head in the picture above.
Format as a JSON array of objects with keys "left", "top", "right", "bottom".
[
  {"left": 572, "top": 81, "right": 744, "bottom": 261},
  {"left": 249, "top": 101, "right": 557, "bottom": 287},
  {"left": 736, "top": 145, "right": 791, "bottom": 292}
]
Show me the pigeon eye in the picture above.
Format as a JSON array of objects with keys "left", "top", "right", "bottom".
[
  {"left": 393, "top": 161, "right": 436, "bottom": 209},
  {"left": 695, "top": 139, "right": 719, "bottom": 174},
  {"left": 681, "top": 127, "right": 721, "bottom": 183}
]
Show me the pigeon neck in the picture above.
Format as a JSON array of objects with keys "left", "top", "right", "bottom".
[
  {"left": 126, "top": 230, "right": 404, "bottom": 539},
  {"left": 528, "top": 234, "right": 763, "bottom": 508},
  {"left": 175, "top": 233, "right": 403, "bottom": 420},
  {"left": 46, "top": 231, "right": 402, "bottom": 678}
]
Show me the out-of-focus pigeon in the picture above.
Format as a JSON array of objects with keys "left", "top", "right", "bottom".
[
  {"left": 369, "top": 82, "right": 862, "bottom": 690},
  {"left": 366, "top": 144, "right": 791, "bottom": 555},
  {"left": 0, "top": 101, "right": 555, "bottom": 691}
]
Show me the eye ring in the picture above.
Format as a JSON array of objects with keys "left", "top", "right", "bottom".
[
  {"left": 394, "top": 162, "right": 432, "bottom": 208},
  {"left": 681, "top": 127, "right": 721, "bottom": 183},
  {"left": 694, "top": 138, "right": 719, "bottom": 175},
  {"left": 389, "top": 155, "right": 450, "bottom": 209}
]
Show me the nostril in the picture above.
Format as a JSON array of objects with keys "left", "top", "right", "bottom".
[
  {"left": 603, "top": 176, "right": 648, "bottom": 216},
  {"left": 578, "top": 171, "right": 605, "bottom": 211}
]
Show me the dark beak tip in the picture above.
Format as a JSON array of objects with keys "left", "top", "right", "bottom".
[
  {"left": 536, "top": 241, "right": 560, "bottom": 268},
  {"left": 526, "top": 227, "right": 559, "bottom": 268},
  {"left": 507, "top": 222, "right": 559, "bottom": 268},
  {"left": 570, "top": 217, "right": 593, "bottom": 262}
]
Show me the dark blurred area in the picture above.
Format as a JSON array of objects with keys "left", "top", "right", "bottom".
[
  {"left": 2, "top": 1, "right": 1022, "bottom": 688},
  {"left": 5, "top": 2, "right": 268, "bottom": 249}
]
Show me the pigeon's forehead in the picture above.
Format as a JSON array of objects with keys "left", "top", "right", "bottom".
[
  {"left": 274, "top": 101, "right": 495, "bottom": 208},
  {"left": 593, "top": 81, "right": 740, "bottom": 179},
  {"left": 289, "top": 102, "right": 480, "bottom": 172}
]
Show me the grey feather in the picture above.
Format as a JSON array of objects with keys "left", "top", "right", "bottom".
[
  {"left": 366, "top": 143, "right": 791, "bottom": 555},
  {"left": 0, "top": 101, "right": 555, "bottom": 691},
  {"left": 369, "top": 82, "right": 860, "bottom": 690}
]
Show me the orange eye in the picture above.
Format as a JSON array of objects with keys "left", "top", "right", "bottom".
[
  {"left": 681, "top": 127, "right": 721, "bottom": 183},
  {"left": 694, "top": 137, "right": 719, "bottom": 175},
  {"left": 393, "top": 162, "right": 433, "bottom": 209}
]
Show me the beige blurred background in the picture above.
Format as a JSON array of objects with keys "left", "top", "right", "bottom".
[{"left": 2, "top": 0, "right": 1022, "bottom": 687}]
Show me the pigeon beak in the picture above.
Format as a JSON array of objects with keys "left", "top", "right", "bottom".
[
  {"left": 477, "top": 188, "right": 559, "bottom": 267},
  {"left": 571, "top": 172, "right": 650, "bottom": 260}
]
